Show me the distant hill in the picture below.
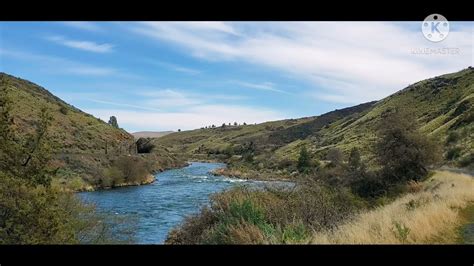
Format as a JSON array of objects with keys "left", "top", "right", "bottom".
[
  {"left": 154, "top": 67, "right": 474, "bottom": 176},
  {"left": 132, "top": 131, "right": 174, "bottom": 139},
  {"left": 0, "top": 73, "right": 185, "bottom": 190}
]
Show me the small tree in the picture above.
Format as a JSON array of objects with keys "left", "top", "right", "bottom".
[
  {"left": 375, "top": 108, "right": 441, "bottom": 183},
  {"left": 297, "top": 145, "right": 311, "bottom": 173},
  {"left": 108, "top": 116, "right": 119, "bottom": 128},
  {"left": 178, "top": 129, "right": 181, "bottom": 132},
  {"left": 234, "top": 122, "right": 238, "bottom": 126},
  {"left": 243, "top": 122, "right": 247, "bottom": 126},
  {"left": 222, "top": 123, "right": 226, "bottom": 128}
]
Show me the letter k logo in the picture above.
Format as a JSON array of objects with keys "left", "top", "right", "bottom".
[{"left": 431, "top": 22, "right": 440, "bottom": 34}]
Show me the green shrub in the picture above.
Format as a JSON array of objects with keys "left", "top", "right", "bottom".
[
  {"left": 446, "top": 147, "right": 462, "bottom": 160},
  {"left": 166, "top": 183, "right": 364, "bottom": 244},
  {"left": 392, "top": 221, "right": 410, "bottom": 243},
  {"left": 445, "top": 131, "right": 459, "bottom": 144}
]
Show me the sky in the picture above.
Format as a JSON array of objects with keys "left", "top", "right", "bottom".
[{"left": 0, "top": 21, "right": 472, "bottom": 132}]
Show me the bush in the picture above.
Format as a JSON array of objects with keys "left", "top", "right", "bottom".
[
  {"left": 0, "top": 173, "right": 127, "bottom": 244},
  {"left": 297, "top": 145, "right": 311, "bottom": 173},
  {"left": 375, "top": 108, "right": 442, "bottom": 183},
  {"left": 101, "top": 166, "right": 125, "bottom": 187},
  {"left": 166, "top": 182, "right": 364, "bottom": 244},
  {"left": 445, "top": 131, "right": 459, "bottom": 144},
  {"left": 114, "top": 156, "right": 149, "bottom": 183},
  {"left": 446, "top": 147, "right": 462, "bottom": 160}
]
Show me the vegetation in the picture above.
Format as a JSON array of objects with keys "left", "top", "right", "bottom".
[
  {"left": 154, "top": 67, "right": 474, "bottom": 178},
  {"left": 297, "top": 145, "right": 311, "bottom": 173},
  {"left": 0, "top": 73, "right": 186, "bottom": 190},
  {"left": 0, "top": 83, "right": 131, "bottom": 244},
  {"left": 166, "top": 101, "right": 454, "bottom": 244},
  {"left": 311, "top": 171, "right": 474, "bottom": 244},
  {"left": 166, "top": 182, "right": 364, "bottom": 244}
]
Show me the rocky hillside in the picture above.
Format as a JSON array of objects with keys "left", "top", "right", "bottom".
[
  {"left": 0, "top": 73, "right": 186, "bottom": 191},
  {"left": 154, "top": 67, "right": 474, "bottom": 177}
]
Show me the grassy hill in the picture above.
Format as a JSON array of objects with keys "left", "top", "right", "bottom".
[
  {"left": 0, "top": 72, "right": 185, "bottom": 190},
  {"left": 154, "top": 67, "right": 474, "bottom": 178}
]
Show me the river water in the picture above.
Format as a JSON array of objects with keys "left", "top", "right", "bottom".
[{"left": 80, "top": 162, "right": 290, "bottom": 244}]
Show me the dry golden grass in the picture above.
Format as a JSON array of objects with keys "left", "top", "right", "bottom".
[{"left": 311, "top": 171, "right": 474, "bottom": 244}]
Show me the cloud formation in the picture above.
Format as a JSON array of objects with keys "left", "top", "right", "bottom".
[
  {"left": 129, "top": 21, "right": 473, "bottom": 103},
  {"left": 46, "top": 35, "right": 114, "bottom": 53}
]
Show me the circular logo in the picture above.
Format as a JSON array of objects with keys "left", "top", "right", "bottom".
[{"left": 422, "top": 14, "right": 449, "bottom": 42}]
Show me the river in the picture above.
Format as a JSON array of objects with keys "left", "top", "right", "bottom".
[{"left": 80, "top": 162, "right": 291, "bottom": 244}]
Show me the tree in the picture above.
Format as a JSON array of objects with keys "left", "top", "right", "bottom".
[
  {"left": 108, "top": 116, "right": 119, "bottom": 128},
  {"left": 375, "top": 108, "right": 441, "bottom": 183},
  {"left": 243, "top": 122, "right": 247, "bottom": 126},
  {"left": 234, "top": 122, "right": 238, "bottom": 126},
  {"left": 297, "top": 145, "right": 311, "bottom": 173},
  {"left": 178, "top": 129, "right": 181, "bottom": 132},
  {"left": 222, "top": 123, "right": 226, "bottom": 128}
]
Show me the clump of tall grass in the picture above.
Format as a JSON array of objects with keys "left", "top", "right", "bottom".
[
  {"left": 310, "top": 171, "right": 474, "bottom": 244},
  {"left": 166, "top": 180, "right": 364, "bottom": 244}
]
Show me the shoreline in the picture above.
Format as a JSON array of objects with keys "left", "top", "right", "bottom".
[{"left": 73, "top": 161, "right": 190, "bottom": 193}]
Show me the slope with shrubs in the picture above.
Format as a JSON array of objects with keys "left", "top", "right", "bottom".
[
  {"left": 166, "top": 105, "right": 473, "bottom": 244},
  {"left": 154, "top": 67, "right": 474, "bottom": 178},
  {"left": 0, "top": 73, "right": 186, "bottom": 191},
  {"left": 0, "top": 87, "right": 133, "bottom": 244}
]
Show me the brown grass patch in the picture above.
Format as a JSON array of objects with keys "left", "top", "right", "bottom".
[{"left": 311, "top": 171, "right": 474, "bottom": 244}]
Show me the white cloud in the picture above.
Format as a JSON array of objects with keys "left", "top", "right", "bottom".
[
  {"left": 46, "top": 35, "right": 114, "bottom": 53},
  {"left": 143, "top": 59, "right": 201, "bottom": 75},
  {"left": 86, "top": 104, "right": 285, "bottom": 132},
  {"left": 64, "top": 66, "right": 117, "bottom": 76},
  {"left": 62, "top": 22, "right": 102, "bottom": 32},
  {"left": 234, "top": 81, "right": 289, "bottom": 94},
  {"left": 89, "top": 99, "right": 162, "bottom": 112},
  {"left": 140, "top": 89, "right": 203, "bottom": 108},
  {"left": 128, "top": 21, "right": 473, "bottom": 103}
]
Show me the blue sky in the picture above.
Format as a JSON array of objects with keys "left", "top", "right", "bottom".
[{"left": 0, "top": 21, "right": 472, "bottom": 132}]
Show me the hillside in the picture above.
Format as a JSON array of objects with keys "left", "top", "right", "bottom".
[
  {"left": 132, "top": 131, "right": 174, "bottom": 139},
  {"left": 0, "top": 73, "right": 186, "bottom": 191},
  {"left": 154, "top": 67, "right": 474, "bottom": 178}
]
